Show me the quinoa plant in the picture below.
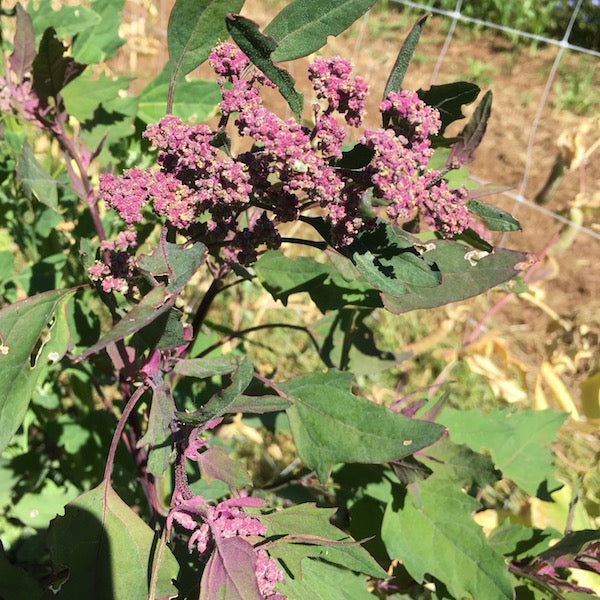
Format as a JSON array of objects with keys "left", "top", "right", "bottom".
[{"left": 0, "top": 1, "right": 597, "bottom": 599}]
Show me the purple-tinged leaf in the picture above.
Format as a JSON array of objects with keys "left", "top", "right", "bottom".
[
  {"left": 9, "top": 4, "right": 36, "bottom": 79},
  {"left": 137, "top": 383, "right": 175, "bottom": 477},
  {"left": 448, "top": 90, "right": 492, "bottom": 165},
  {"left": 199, "top": 536, "right": 262, "bottom": 600},
  {"left": 48, "top": 482, "right": 179, "bottom": 599},
  {"left": 226, "top": 14, "right": 304, "bottom": 120},
  {"left": 534, "top": 530, "right": 600, "bottom": 571},
  {"left": 32, "top": 27, "right": 85, "bottom": 106},
  {"left": 198, "top": 447, "right": 252, "bottom": 488},
  {"left": 467, "top": 199, "right": 521, "bottom": 232},
  {"left": 382, "top": 14, "right": 428, "bottom": 128}
]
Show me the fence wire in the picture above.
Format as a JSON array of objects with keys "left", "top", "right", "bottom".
[{"left": 391, "top": 0, "right": 600, "bottom": 242}]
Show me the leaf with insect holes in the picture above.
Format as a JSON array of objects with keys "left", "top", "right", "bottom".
[
  {"left": 226, "top": 14, "right": 304, "bottom": 120},
  {"left": 383, "top": 14, "right": 429, "bottom": 128},
  {"left": 0, "top": 288, "right": 74, "bottom": 452},
  {"left": 280, "top": 370, "right": 444, "bottom": 481},
  {"left": 265, "top": 0, "right": 376, "bottom": 62},
  {"left": 48, "top": 482, "right": 179, "bottom": 599}
]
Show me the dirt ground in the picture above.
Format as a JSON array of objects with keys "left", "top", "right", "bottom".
[{"left": 112, "top": 0, "right": 600, "bottom": 412}]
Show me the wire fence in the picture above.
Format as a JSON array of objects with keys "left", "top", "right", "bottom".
[{"left": 390, "top": 0, "right": 600, "bottom": 242}]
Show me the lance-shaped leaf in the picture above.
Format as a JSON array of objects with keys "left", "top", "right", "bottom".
[
  {"left": 261, "top": 503, "right": 387, "bottom": 578},
  {"left": 47, "top": 482, "right": 179, "bottom": 599},
  {"left": 16, "top": 142, "right": 59, "bottom": 211},
  {"left": 168, "top": 0, "right": 244, "bottom": 84},
  {"left": 199, "top": 536, "right": 262, "bottom": 600},
  {"left": 280, "top": 371, "right": 444, "bottom": 481},
  {"left": 264, "top": 0, "right": 376, "bottom": 62},
  {"left": 176, "top": 356, "right": 254, "bottom": 425},
  {"left": 198, "top": 447, "right": 252, "bottom": 488},
  {"left": 137, "top": 383, "right": 175, "bottom": 477},
  {"left": 32, "top": 27, "right": 85, "bottom": 105},
  {"left": 438, "top": 408, "right": 567, "bottom": 497},
  {"left": 382, "top": 477, "right": 514, "bottom": 600},
  {"left": 174, "top": 354, "right": 243, "bottom": 378},
  {"left": 227, "top": 394, "right": 291, "bottom": 414},
  {"left": 78, "top": 241, "right": 206, "bottom": 361},
  {"left": 382, "top": 14, "right": 428, "bottom": 128},
  {"left": 417, "top": 81, "right": 479, "bottom": 135},
  {"left": 467, "top": 199, "right": 521, "bottom": 232},
  {"left": 448, "top": 89, "right": 492, "bottom": 165},
  {"left": 226, "top": 14, "right": 303, "bottom": 120},
  {"left": 382, "top": 242, "right": 527, "bottom": 314},
  {"left": 10, "top": 4, "right": 36, "bottom": 79},
  {"left": 0, "top": 288, "right": 74, "bottom": 452}
]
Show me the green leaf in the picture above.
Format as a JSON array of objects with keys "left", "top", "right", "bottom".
[
  {"left": 137, "top": 239, "right": 207, "bottom": 293},
  {"left": 32, "top": 27, "right": 86, "bottom": 104},
  {"left": 71, "top": 0, "right": 125, "bottom": 63},
  {"left": 176, "top": 356, "right": 254, "bottom": 425},
  {"left": 449, "top": 90, "right": 493, "bottom": 165},
  {"left": 344, "top": 221, "right": 441, "bottom": 296},
  {"left": 277, "top": 559, "right": 374, "bottom": 600},
  {"left": 418, "top": 437, "right": 498, "bottom": 488},
  {"left": 382, "top": 241, "right": 527, "bottom": 313},
  {"left": 174, "top": 354, "right": 244, "bottom": 379},
  {"left": 131, "top": 308, "right": 186, "bottom": 353},
  {"left": 488, "top": 523, "right": 560, "bottom": 560},
  {"left": 29, "top": 3, "right": 99, "bottom": 42},
  {"left": 265, "top": 0, "right": 376, "bottom": 62},
  {"left": 0, "top": 288, "right": 74, "bottom": 452},
  {"left": 10, "top": 4, "right": 36, "bottom": 80},
  {"left": 382, "top": 477, "right": 514, "bottom": 600},
  {"left": 16, "top": 142, "right": 58, "bottom": 210},
  {"left": 280, "top": 371, "right": 444, "bottom": 481},
  {"left": 137, "top": 383, "right": 175, "bottom": 477},
  {"left": 75, "top": 285, "right": 169, "bottom": 362},
  {"left": 417, "top": 81, "right": 480, "bottom": 135},
  {"left": 261, "top": 503, "right": 387, "bottom": 578},
  {"left": 0, "top": 541, "right": 42, "bottom": 600},
  {"left": 382, "top": 14, "right": 428, "bottom": 127},
  {"left": 467, "top": 200, "right": 521, "bottom": 232},
  {"left": 228, "top": 394, "right": 291, "bottom": 413},
  {"left": 48, "top": 482, "right": 179, "bottom": 600},
  {"left": 62, "top": 70, "right": 131, "bottom": 123},
  {"left": 137, "top": 77, "right": 221, "bottom": 124},
  {"left": 168, "top": 0, "right": 245, "bottom": 83},
  {"left": 0, "top": 251, "right": 14, "bottom": 283},
  {"left": 438, "top": 408, "right": 567, "bottom": 497},
  {"left": 226, "top": 14, "right": 304, "bottom": 120}
]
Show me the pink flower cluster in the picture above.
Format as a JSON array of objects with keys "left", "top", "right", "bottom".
[
  {"left": 88, "top": 230, "right": 137, "bottom": 293},
  {"left": 94, "top": 43, "right": 473, "bottom": 287},
  {"left": 0, "top": 76, "right": 40, "bottom": 122}
]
